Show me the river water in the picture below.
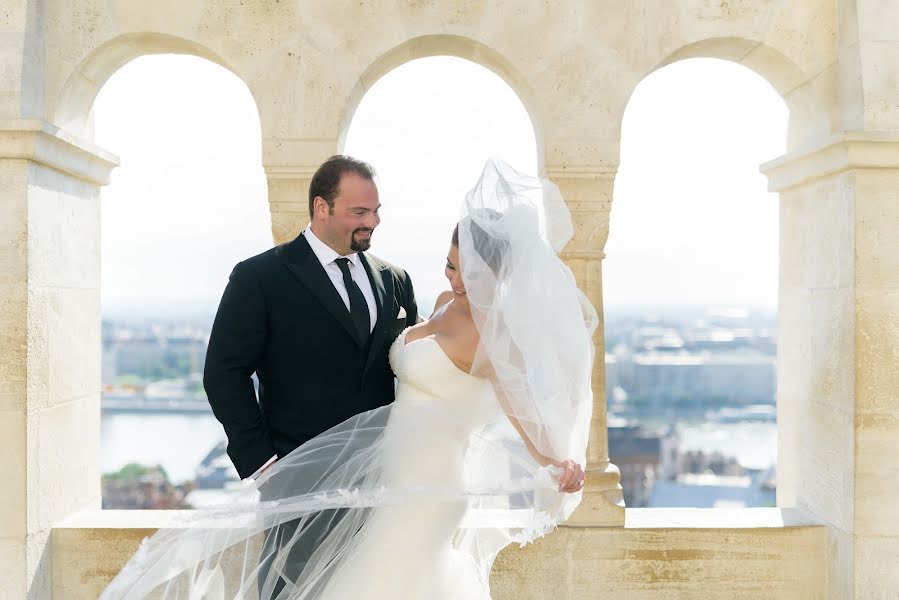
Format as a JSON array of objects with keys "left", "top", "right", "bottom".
[{"left": 101, "top": 411, "right": 777, "bottom": 484}]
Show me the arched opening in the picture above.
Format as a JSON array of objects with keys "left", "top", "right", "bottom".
[
  {"left": 93, "top": 54, "right": 269, "bottom": 509},
  {"left": 605, "top": 58, "right": 787, "bottom": 508},
  {"left": 338, "top": 34, "right": 543, "bottom": 162},
  {"left": 55, "top": 33, "right": 234, "bottom": 138},
  {"left": 342, "top": 55, "right": 538, "bottom": 315}
]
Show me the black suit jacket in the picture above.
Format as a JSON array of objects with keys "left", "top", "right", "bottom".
[{"left": 203, "top": 233, "right": 418, "bottom": 479}]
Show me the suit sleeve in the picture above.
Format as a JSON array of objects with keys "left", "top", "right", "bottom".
[
  {"left": 402, "top": 269, "right": 419, "bottom": 326},
  {"left": 203, "top": 261, "right": 277, "bottom": 479}
]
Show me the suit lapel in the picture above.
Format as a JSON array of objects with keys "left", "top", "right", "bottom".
[
  {"left": 360, "top": 252, "right": 393, "bottom": 372},
  {"left": 282, "top": 234, "right": 362, "bottom": 347}
]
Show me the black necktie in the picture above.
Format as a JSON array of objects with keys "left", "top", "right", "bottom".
[{"left": 334, "top": 257, "right": 370, "bottom": 345}]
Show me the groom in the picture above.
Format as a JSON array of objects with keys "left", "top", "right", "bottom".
[
  {"left": 203, "top": 155, "right": 418, "bottom": 595},
  {"left": 204, "top": 154, "right": 418, "bottom": 480}
]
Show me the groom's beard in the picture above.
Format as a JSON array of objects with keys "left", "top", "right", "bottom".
[{"left": 350, "top": 228, "right": 373, "bottom": 252}]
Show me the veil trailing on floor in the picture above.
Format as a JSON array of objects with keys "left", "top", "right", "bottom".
[{"left": 101, "top": 159, "right": 598, "bottom": 599}]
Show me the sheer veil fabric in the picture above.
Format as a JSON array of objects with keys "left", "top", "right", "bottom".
[{"left": 101, "top": 159, "right": 598, "bottom": 599}]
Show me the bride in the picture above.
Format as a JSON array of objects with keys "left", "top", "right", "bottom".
[{"left": 101, "top": 159, "right": 598, "bottom": 600}]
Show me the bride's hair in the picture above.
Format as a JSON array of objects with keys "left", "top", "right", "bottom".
[{"left": 451, "top": 209, "right": 507, "bottom": 275}]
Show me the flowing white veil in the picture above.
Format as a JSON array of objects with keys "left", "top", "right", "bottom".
[{"left": 101, "top": 159, "right": 598, "bottom": 599}]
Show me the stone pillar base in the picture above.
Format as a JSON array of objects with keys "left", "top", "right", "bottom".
[{"left": 565, "top": 461, "right": 625, "bottom": 527}]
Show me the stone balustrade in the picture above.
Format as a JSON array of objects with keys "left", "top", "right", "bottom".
[{"left": 51, "top": 508, "right": 827, "bottom": 599}]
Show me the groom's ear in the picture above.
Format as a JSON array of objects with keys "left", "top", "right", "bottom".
[{"left": 312, "top": 196, "right": 328, "bottom": 218}]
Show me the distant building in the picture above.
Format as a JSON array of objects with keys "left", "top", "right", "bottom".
[
  {"left": 649, "top": 467, "right": 776, "bottom": 508},
  {"left": 195, "top": 441, "right": 241, "bottom": 489},
  {"left": 610, "top": 423, "right": 777, "bottom": 508},
  {"left": 616, "top": 352, "right": 775, "bottom": 407},
  {"left": 605, "top": 354, "right": 619, "bottom": 404},
  {"left": 102, "top": 325, "right": 208, "bottom": 384},
  {"left": 102, "top": 465, "right": 194, "bottom": 509},
  {"left": 608, "top": 425, "right": 671, "bottom": 507}
]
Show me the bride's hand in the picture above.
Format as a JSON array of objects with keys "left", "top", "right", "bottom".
[{"left": 547, "top": 458, "right": 585, "bottom": 493}]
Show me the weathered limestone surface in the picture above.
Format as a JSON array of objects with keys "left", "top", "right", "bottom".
[
  {"left": 762, "top": 129, "right": 899, "bottom": 598},
  {"left": 493, "top": 509, "right": 828, "bottom": 600},
  {"left": 0, "top": 0, "right": 895, "bottom": 597},
  {"left": 52, "top": 509, "right": 827, "bottom": 599}
]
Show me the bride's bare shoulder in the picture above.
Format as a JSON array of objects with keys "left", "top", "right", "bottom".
[{"left": 431, "top": 290, "right": 454, "bottom": 317}]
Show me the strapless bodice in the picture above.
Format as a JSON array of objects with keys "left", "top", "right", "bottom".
[
  {"left": 378, "top": 328, "right": 499, "bottom": 489},
  {"left": 389, "top": 328, "right": 496, "bottom": 421}
]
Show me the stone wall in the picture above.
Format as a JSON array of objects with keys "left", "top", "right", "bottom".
[{"left": 52, "top": 509, "right": 827, "bottom": 599}]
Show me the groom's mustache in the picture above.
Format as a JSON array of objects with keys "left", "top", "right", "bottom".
[{"left": 353, "top": 228, "right": 373, "bottom": 235}]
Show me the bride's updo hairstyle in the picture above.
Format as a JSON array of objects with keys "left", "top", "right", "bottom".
[{"left": 451, "top": 208, "right": 508, "bottom": 276}]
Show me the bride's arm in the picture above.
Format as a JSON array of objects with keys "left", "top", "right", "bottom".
[
  {"left": 486, "top": 377, "right": 585, "bottom": 493},
  {"left": 464, "top": 316, "right": 584, "bottom": 493}
]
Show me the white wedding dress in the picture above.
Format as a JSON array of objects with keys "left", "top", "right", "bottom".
[
  {"left": 100, "top": 322, "right": 572, "bottom": 600},
  {"left": 318, "top": 327, "right": 498, "bottom": 600}
]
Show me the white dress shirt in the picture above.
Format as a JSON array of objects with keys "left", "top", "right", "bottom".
[
  {"left": 246, "top": 226, "right": 381, "bottom": 481},
  {"left": 303, "top": 225, "right": 378, "bottom": 333}
]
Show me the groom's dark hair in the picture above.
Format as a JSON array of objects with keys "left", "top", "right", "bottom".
[{"left": 308, "top": 155, "right": 376, "bottom": 218}]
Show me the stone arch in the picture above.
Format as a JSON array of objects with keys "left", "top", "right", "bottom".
[
  {"left": 656, "top": 37, "right": 808, "bottom": 94},
  {"left": 609, "top": 52, "right": 786, "bottom": 298},
  {"left": 337, "top": 34, "right": 544, "bottom": 168},
  {"left": 609, "top": 36, "right": 798, "bottom": 304},
  {"left": 618, "top": 37, "right": 826, "bottom": 148},
  {"left": 54, "top": 32, "right": 262, "bottom": 140}
]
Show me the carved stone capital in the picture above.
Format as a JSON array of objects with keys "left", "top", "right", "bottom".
[
  {"left": 0, "top": 119, "right": 118, "bottom": 185},
  {"left": 761, "top": 131, "right": 899, "bottom": 192}
]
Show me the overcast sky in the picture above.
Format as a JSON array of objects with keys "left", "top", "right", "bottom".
[{"left": 94, "top": 55, "right": 786, "bottom": 319}]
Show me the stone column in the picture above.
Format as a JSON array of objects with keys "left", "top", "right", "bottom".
[
  {"left": 0, "top": 119, "right": 117, "bottom": 598},
  {"left": 263, "top": 139, "right": 339, "bottom": 245},
  {"left": 762, "top": 131, "right": 899, "bottom": 599},
  {"left": 761, "top": 3, "right": 899, "bottom": 594},
  {"left": 267, "top": 169, "right": 313, "bottom": 245},
  {"left": 545, "top": 165, "right": 625, "bottom": 527}
]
